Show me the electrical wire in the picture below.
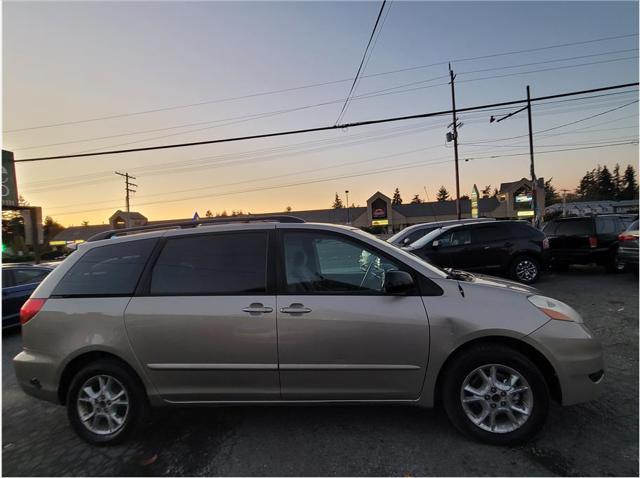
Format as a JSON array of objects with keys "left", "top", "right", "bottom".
[
  {"left": 5, "top": 32, "right": 637, "bottom": 134},
  {"left": 335, "top": 0, "right": 387, "bottom": 125},
  {"left": 15, "top": 82, "right": 639, "bottom": 163}
]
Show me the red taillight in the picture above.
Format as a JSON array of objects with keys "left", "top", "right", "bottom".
[
  {"left": 19, "top": 298, "right": 46, "bottom": 325},
  {"left": 619, "top": 234, "right": 636, "bottom": 242},
  {"left": 542, "top": 237, "right": 550, "bottom": 249},
  {"left": 589, "top": 236, "right": 598, "bottom": 248}
]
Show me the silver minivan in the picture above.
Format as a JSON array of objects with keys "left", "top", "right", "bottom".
[{"left": 14, "top": 217, "right": 603, "bottom": 446}]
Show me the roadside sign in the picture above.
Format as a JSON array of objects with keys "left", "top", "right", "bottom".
[{"left": 2, "top": 150, "right": 18, "bottom": 207}]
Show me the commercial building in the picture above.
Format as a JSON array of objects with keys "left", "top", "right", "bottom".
[{"left": 50, "top": 178, "right": 545, "bottom": 246}]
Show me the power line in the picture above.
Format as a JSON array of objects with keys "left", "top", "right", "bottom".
[
  {"left": 335, "top": 0, "right": 387, "bottom": 125},
  {"left": 48, "top": 140, "right": 638, "bottom": 218},
  {"left": 23, "top": 92, "right": 636, "bottom": 192},
  {"left": 13, "top": 51, "right": 636, "bottom": 153},
  {"left": 5, "top": 32, "right": 637, "bottom": 134},
  {"left": 461, "top": 99, "right": 639, "bottom": 144},
  {"left": 15, "top": 82, "right": 639, "bottom": 163}
]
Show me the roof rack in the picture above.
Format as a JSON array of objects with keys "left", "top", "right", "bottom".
[{"left": 86, "top": 215, "right": 305, "bottom": 242}]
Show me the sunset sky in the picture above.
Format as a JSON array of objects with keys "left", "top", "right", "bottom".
[{"left": 3, "top": 1, "right": 638, "bottom": 227}]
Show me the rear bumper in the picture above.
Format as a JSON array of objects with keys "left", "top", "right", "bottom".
[
  {"left": 550, "top": 249, "right": 607, "bottom": 265},
  {"left": 13, "top": 350, "right": 61, "bottom": 404},
  {"left": 619, "top": 246, "right": 638, "bottom": 266},
  {"left": 523, "top": 320, "right": 604, "bottom": 406}
]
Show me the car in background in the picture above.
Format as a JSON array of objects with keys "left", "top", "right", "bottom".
[
  {"left": 2, "top": 264, "right": 54, "bottom": 329},
  {"left": 403, "top": 220, "right": 549, "bottom": 283},
  {"left": 618, "top": 219, "right": 639, "bottom": 272},
  {"left": 388, "top": 218, "right": 496, "bottom": 247},
  {"left": 543, "top": 215, "right": 632, "bottom": 272}
]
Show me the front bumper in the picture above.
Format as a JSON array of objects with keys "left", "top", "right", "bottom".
[
  {"left": 524, "top": 319, "right": 604, "bottom": 406},
  {"left": 13, "top": 350, "right": 61, "bottom": 404}
]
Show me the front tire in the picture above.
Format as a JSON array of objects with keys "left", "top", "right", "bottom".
[
  {"left": 442, "top": 344, "right": 550, "bottom": 446},
  {"left": 510, "top": 255, "right": 540, "bottom": 284},
  {"left": 66, "top": 359, "right": 148, "bottom": 446}
]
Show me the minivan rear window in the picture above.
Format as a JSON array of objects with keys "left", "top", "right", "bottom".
[
  {"left": 150, "top": 232, "right": 268, "bottom": 295},
  {"left": 53, "top": 239, "right": 157, "bottom": 297}
]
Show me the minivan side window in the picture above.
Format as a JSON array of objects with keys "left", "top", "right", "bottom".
[
  {"left": 150, "top": 232, "right": 268, "bottom": 295},
  {"left": 283, "top": 231, "right": 400, "bottom": 294},
  {"left": 53, "top": 239, "right": 157, "bottom": 297}
]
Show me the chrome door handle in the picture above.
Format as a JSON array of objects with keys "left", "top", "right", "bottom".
[
  {"left": 280, "top": 304, "right": 312, "bottom": 314},
  {"left": 242, "top": 303, "right": 273, "bottom": 315}
]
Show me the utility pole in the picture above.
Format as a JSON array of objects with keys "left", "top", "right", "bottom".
[
  {"left": 115, "top": 171, "right": 137, "bottom": 213},
  {"left": 489, "top": 85, "right": 537, "bottom": 224},
  {"left": 345, "top": 190, "right": 350, "bottom": 225},
  {"left": 448, "top": 64, "right": 462, "bottom": 220},
  {"left": 560, "top": 189, "right": 570, "bottom": 217},
  {"left": 527, "top": 85, "right": 538, "bottom": 225}
]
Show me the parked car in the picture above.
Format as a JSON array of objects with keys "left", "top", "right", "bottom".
[
  {"left": 14, "top": 217, "right": 602, "bottom": 446},
  {"left": 618, "top": 219, "right": 639, "bottom": 272},
  {"left": 2, "top": 264, "right": 54, "bottom": 329},
  {"left": 403, "top": 220, "right": 549, "bottom": 284},
  {"left": 388, "top": 218, "right": 496, "bottom": 247},
  {"left": 543, "top": 215, "right": 632, "bottom": 272}
]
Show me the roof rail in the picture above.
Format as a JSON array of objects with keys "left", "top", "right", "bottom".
[{"left": 86, "top": 215, "right": 305, "bottom": 242}]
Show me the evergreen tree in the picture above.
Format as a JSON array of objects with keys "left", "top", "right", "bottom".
[
  {"left": 410, "top": 194, "right": 422, "bottom": 204},
  {"left": 436, "top": 186, "right": 450, "bottom": 201},
  {"left": 576, "top": 169, "right": 598, "bottom": 200},
  {"left": 544, "top": 178, "right": 560, "bottom": 205},
  {"left": 392, "top": 188, "right": 403, "bottom": 205},
  {"left": 620, "top": 164, "right": 639, "bottom": 200},
  {"left": 332, "top": 193, "right": 344, "bottom": 209},
  {"left": 613, "top": 163, "right": 623, "bottom": 199},
  {"left": 597, "top": 165, "right": 616, "bottom": 200},
  {"left": 43, "top": 216, "right": 65, "bottom": 247}
]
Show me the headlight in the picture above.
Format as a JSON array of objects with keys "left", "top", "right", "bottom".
[{"left": 527, "top": 295, "right": 583, "bottom": 323}]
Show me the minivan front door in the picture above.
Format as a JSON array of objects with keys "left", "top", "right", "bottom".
[
  {"left": 276, "top": 230, "right": 430, "bottom": 400},
  {"left": 124, "top": 229, "right": 279, "bottom": 402}
]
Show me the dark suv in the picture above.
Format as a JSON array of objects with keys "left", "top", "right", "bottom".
[
  {"left": 403, "top": 221, "right": 549, "bottom": 283},
  {"left": 543, "top": 215, "right": 633, "bottom": 272}
]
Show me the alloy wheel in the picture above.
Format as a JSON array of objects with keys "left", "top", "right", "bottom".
[
  {"left": 77, "top": 374, "right": 129, "bottom": 436},
  {"left": 460, "top": 364, "right": 534, "bottom": 434},
  {"left": 515, "top": 259, "right": 538, "bottom": 282}
]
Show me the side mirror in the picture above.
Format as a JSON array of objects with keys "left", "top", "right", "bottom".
[
  {"left": 402, "top": 237, "right": 411, "bottom": 245},
  {"left": 384, "top": 270, "right": 415, "bottom": 294},
  {"left": 432, "top": 240, "right": 439, "bottom": 249}
]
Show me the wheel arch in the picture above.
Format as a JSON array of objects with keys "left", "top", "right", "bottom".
[
  {"left": 433, "top": 335, "right": 562, "bottom": 407},
  {"left": 57, "top": 350, "right": 146, "bottom": 405}
]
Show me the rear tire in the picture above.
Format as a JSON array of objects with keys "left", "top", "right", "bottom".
[
  {"left": 442, "top": 344, "right": 550, "bottom": 446},
  {"left": 605, "top": 250, "right": 624, "bottom": 274},
  {"left": 66, "top": 359, "right": 148, "bottom": 446},
  {"left": 510, "top": 255, "right": 540, "bottom": 284}
]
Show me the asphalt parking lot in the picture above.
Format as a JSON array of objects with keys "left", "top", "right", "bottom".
[{"left": 2, "top": 267, "right": 638, "bottom": 477}]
